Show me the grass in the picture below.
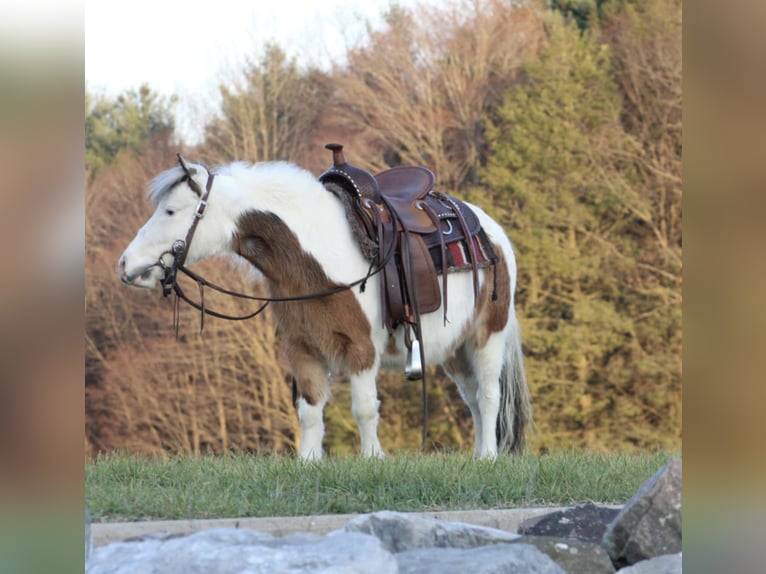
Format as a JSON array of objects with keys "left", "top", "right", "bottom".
[{"left": 86, "top": 450, "right": 678, "bottom": 522}]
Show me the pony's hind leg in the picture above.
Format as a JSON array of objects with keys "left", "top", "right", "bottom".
[
  {"left": 470, "top": 331, "right": 508, "bottom": 459},
  {"left": 443, "top": 346, "right": 482, "bottom": 457},
  {"left": 349, "top": 366, "right": 384, "bottom": 458}
]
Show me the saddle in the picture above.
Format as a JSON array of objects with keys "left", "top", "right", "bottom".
[{"left": 319, "top": 143, "right": 496, "bottom": 380}]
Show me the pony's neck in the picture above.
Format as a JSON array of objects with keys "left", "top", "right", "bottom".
[{"left": 218, "top": 162, "right": 369, "bottom": 287}]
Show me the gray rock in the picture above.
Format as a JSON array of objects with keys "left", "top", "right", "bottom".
[
  {"left": 518, "top": 504, "right": 620, "bottom": 543},
  {"left": 396, "top": 543, "right": 566, "bottom": 574},
  {"left": 516, "top": 536, "right": 616, "bottom": 574},
  {"left": 617, "top": 553, "right": 682, "bottom": 573},
  {"left": 602, "top": 458, "right": 682, "bottom": 567},
  {"left": 344, "top": 510, "right": 520, "bottom": 552},
  {"left": 86, "top": 527, "right": 397, "bottom": 574}
]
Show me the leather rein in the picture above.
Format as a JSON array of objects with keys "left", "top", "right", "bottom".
[{"left": 158, "top": 157, "right": 393, "bottom": 332}]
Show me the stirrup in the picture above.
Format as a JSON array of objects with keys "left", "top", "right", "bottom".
[{"left": 405, "top": 338, "right": 423, "bottom": 380}]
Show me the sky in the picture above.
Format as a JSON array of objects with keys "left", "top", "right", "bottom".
[{"left": 85, "top": 0, "right": 435, "bottom": 142}]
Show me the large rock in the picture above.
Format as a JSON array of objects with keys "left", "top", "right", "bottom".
[
  {"left": 602, "top": 458, "right": 682, "bottom": 567},
  {"left": 87, "top": 528, "right": 397, "bottom": 574},
  {"left": 344, "top": 510, "right": 520, "bottom": 552},
  {"left": 518, "top": 504, "right": 620, "bottom": 543},
  {"left": 616, "top": 552, "right": 682, "bottom": 573},
  {"left": 346, "top": 511, "right": 614, "bottom": 573},
  {"left": 396, "top": 543, "right": 565, "bottom": 574},
  {"left": 516, "top": 536, "right": 616, "bottom": 574}
]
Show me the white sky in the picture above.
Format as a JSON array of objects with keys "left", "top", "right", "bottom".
[{"left": 85, "top": 0, "right": 435, "bottom": 142}]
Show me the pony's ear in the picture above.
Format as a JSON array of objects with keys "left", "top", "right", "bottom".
[{"left": 177, "top": 153, "right": 197, "bottom": 177}]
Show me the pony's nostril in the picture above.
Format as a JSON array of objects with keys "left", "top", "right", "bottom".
[{"left": 118, "top": 256, "right": 131, "bottom": 283}]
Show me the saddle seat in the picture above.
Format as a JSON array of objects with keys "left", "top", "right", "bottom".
[{"left": 375, "top": 166, "right": 437, "bottom": 234}]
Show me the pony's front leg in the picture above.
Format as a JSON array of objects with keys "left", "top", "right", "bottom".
[
  {"left": 296, "top": 395, "right": 328, "bottom": 460},
  {"left": 289, "top": 347, "right": 331, "bottom": 460},
  {"left": 349, "top": 367, "right": 384, "bottom": 458}
]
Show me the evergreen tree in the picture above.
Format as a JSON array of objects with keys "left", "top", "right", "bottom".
[
  {"left": 481, "top": 13, "right": 680, "bottom": 451},
  {"left": 85, "top": 84, "right": 175, "bottom": 179}
]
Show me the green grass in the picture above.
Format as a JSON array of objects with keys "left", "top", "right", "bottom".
[{"left": 86, "top": 450, "right": 677, "bottom": 522}]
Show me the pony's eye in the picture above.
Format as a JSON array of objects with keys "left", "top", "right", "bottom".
[{"left": 165, "top": 209, "right": 175, "bottom": 216}]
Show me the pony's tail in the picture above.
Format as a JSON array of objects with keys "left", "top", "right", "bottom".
[{"left": 497, "top": 311, "right": 533, "bottom": 454}]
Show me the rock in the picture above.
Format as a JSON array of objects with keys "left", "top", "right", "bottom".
[
  {"left": 518, "top": 503, "right": 620, "bottom": 543},
  {"left": 87, "top": 527, "right": 397, "bottom": 574},
  {"left": 344, "top": 510, "right": 520, "bottom": 552},
  {"left": 602, "top": 458, "right": 682, "bottom": 567},
  {"left": 346, "top": 511, "right": 614, "bottom": 573},
  {"left": 617, "top": 553, "right": 682, "bottom": 573},
  {"left": 396, "top": 543, "right": 566, "bottom": 574},
  {"left": 516, "top": 536, "right": 616, "bottom": 574}
]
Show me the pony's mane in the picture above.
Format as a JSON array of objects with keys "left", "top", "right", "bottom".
[
  {"left": 148, "top": 166, "right": 188, "bottom": 206},
  {"left": 148, "top": 161, "right": 319, "bottom": 207}
]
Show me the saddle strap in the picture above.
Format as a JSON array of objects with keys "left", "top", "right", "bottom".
[
  {"left": 361, "top": 197, "right": 398, "bottom": 331},
  {"left": 432, "top": 192, "right": 481, "bottom": 306},
  {"left": 419, "top": 200, "right": 450, "bottom": 324}
]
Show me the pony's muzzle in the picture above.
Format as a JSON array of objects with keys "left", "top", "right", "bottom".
[{"left": 118, "top": 254, "right": 162, "bottom": 288}]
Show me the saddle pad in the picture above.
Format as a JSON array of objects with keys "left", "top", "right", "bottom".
[{"left": 428, "top": 228, "right": 498, "bottom": 275}]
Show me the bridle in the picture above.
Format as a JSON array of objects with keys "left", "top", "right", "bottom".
[{"left": 158, "top": 154, "right": 392, "bottom": 333}]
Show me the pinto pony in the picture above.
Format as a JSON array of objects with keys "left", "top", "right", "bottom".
[{"left": 118, "top": 154, "right": 531, "bottom": 459}]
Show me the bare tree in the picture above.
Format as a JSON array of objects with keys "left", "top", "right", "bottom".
[
  {"left": 204, "top": 44, "right": 332, "bottom": 164},
  {"left": 86, "top": 147, "right": 298, "bottom": 455},
  {"left": 330, "top": 0, "right": 544, "bottom": 190},
  {"left": 603, "top": 0, "right": 682, "bottom": 271}
]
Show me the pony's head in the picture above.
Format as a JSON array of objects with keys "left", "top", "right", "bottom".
[{"left": 118, "top": 155, "right": 222, "bottom": 290}]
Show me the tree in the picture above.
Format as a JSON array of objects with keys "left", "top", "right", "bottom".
[
  {"left": 332, "top": 0, "right": 544, "bottom": 191},
  {"left": 481, "top": 12, "right": 680, "bottom": 451},
  {"left": 603, "top": 0, "right": 682, "bottom": 274},
  {"left": 203, "top": 45, "right": 332, "bottom": 164},
  {"left": 85, "top": 148, "right": 298, "bottom": 456},
  {"left": 85, "top": 84, "right": 176, "bottom": 179}
]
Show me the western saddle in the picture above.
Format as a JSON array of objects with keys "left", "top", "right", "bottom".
[{"left": 319, "top": 143, "right": 496, "bottom": 380}]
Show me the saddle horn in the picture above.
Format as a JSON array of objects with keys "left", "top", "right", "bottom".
[
  {"left": 318, "top": 143, "right": 381, "bottom": 202},
  {"left": 326, "top": 143, "right": 346, "bottom": 166}
]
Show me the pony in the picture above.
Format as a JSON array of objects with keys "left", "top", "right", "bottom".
[{"left": 118, "top": 155, "right": 532, "bottom": 459}]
